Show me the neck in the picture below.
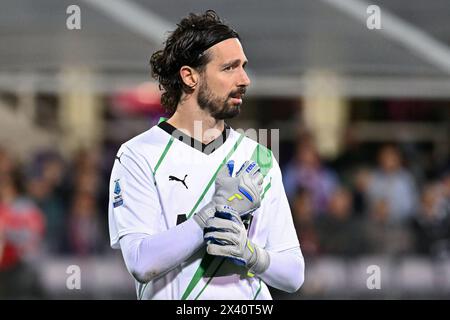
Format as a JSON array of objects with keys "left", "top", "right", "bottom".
[{"left": 167, "top": 99, "right": 225, "bottom": 144}]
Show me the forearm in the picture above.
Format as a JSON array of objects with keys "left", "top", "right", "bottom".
[
  {"left": 119, "top": 218, "right": 204, "bottom": 283},
  {"left": 258, "top": 246, "right": 305, "bottom": 293}
]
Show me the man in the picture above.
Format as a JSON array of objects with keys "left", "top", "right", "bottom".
[
  {"left": 368, "top": 144, "right": 418, "bottom": 223},
  {"left": 108, "top": 10, "right": 304, "bottom": 300}
]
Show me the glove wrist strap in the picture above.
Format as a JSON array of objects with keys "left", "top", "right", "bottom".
[
  {"left": 193, "top": 202, "right": 216, "bottom": 229},
  {"left": 246, "top": 241, "right": 270, "bottom": 275}
]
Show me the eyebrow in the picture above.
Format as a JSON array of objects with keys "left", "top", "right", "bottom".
[{"left": 221, "top": 59, "right": 248, "bottom": 69}]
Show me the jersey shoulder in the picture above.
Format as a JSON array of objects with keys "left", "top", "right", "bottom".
[
  {"left": 234, "top": 130, "right": 275, "bottom": 177},
  {"left": 116, "top": 125, "right": 171, "bottom": 168},
  {"left": 122, "top": 125, "right": 168, "bottom": 151}
]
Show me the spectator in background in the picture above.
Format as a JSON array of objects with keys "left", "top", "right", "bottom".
[
  {"left": 367, "top": 144, "right": 418, "bottom": 224},
  {"left": 351, "top": 167, "right": 372, "bottom": 217},
  {"left": 317, "top": 187, "right": 365, "bottom": 257},
  {"left": 0, "top": 148, "right": 15, "bottom": 178},
  {"left": 66, "top": 191, "right": 105, "bottom": 256},
  {"left": 26, "top": 151, "right": 66, "bottom": 254},
  {"left": 0, "top": 206, "right": 5, "bottom": 266},
  {"left": 71, "top": 149, "right": 109, "bottom": 250},
  {"left": 363, "top": 198, "right": 413, "bottom": 256},
  {"left": 442, "top": 170, "right": 450, "bottom": 218},
  {"left": 40, "top": 152, "right": 69, "bottom": 206},
  {"left": 411, "top": 183, "right": 450, "bottom": 257},
  {"left": 71, "top": 149, "right": 101, "bottom": 196},
  {"left": 291, "top": 188, "right": 320, "bottom": 258},
  {"left": 0, "top": 174, "right": 45, "bottom": 298},
  {"left": 284, "top": 133, "right": 339, "bottom": 214}
]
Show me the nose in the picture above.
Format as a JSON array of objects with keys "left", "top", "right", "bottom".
[{"left": 238, "top": 69, "right": 251, "bottom": 87}]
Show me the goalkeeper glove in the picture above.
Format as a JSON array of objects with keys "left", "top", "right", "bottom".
[
  {"left": 213, "top": 160, "right": 263, "bottom": 215},
  {"left": 193, "top": 160, "right": 263, "bottom": 229},
  {"left": 204, "top": 205, "right": 270, "bottom": 275}
]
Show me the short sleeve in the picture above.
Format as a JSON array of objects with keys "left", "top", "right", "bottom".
[
  {"left": 263, "top": 158, "right": 300, "bottom": 252},
  {"left": 108, "top": 145, "right": 162, "bottom": 249}
]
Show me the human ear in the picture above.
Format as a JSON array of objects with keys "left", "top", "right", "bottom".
[{"left": 180, "top": 66, "right": 198, "bottom": 89}]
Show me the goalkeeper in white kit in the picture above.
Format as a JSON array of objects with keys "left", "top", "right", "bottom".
[{"left": 108, "top": 10, "right": 305, "bottom": 300}]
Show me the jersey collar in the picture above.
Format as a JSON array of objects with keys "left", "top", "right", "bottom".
[{"left": 157, "top": 120, "right": 231, "bottom": 155}]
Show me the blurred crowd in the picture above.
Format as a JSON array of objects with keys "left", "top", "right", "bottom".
[
  {"left": 0, "top": 127, "right": 449, "bottom": 297},
  {"left": 1, "top": 147, "right": 111, "bottom": 255},
  {"left": 0, "top": 146, "right": 111, "bottom": 297},
  {"left": 285, "top": 133, "right": 450, "bottom": 260}
]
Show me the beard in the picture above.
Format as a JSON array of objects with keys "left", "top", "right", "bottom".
[{"left": 197, "top": 80, "right": 245, "bottom": 120}]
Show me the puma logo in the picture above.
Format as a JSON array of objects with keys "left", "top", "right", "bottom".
[
  {"left": 115, "top": 153, "right": 124, "bottom": 164},
  {"left": 169, "top": 174, "right": 188, "bottom": 189}
]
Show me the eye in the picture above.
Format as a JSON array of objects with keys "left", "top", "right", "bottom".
[{"left": 223, "top": 65, "right": 233, "bottom": 71}]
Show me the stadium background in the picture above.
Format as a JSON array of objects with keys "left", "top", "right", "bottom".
[{"left": 0, "top": 0, "right": 449, "bottom": 299}]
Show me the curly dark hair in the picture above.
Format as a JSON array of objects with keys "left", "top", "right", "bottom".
[{"left": 150, "top": 10, "right": 239, "bottom": 114}]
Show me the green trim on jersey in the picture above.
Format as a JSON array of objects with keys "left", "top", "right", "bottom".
[
  {"left": 158, "top": 117, "right": 168, "bottom": 124},
  {"left": 261, "top": 178, "right": 272, "bottom": 200},
  {"left": 154, "top": 137, "right": 174, "bottom": 175},
  {"left": 186, "top": 133, "right": 245, "bottom": 220},
  {"left": 139, "top": 133, "right": 244, "bottom": 300},
  {"left": 253, "top": 279, "right": 262, "bottom": 300},
  {"left": 138, "top": 134, "right": 174, "bottom": 299},
  {"left": 181, "top": 254, "right": 214, "bottom": 300},
  {"left": 138, "top": 283, "right": 146, "bottom": 300},
  {"left": 181, "top": 133, "right": 245, "bottom": 300},
  {"left": 250, "top": 144, "right": 273, "bottom": 177},
  {"left": 183, "top": 141, "right": 274, "bottom": 300},
  {"left": 194, "top": 258, "right": 226, "bottom": 300}
]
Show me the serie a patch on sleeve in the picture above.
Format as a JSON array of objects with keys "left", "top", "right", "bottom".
[{"left": 113, "top": 179, "right": 124, "bottom": 208}]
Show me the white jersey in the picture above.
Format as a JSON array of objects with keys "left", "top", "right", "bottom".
[{"left": 108, "top": 120, "right": 299, "bottom": 300}]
